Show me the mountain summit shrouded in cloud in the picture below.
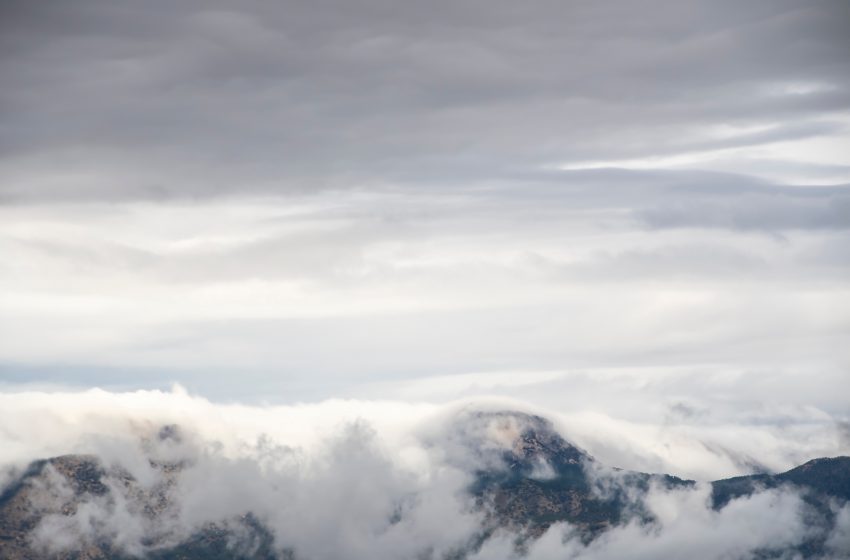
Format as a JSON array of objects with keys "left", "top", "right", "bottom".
[
  {"left": 1, "top": 390, "right": 849, "bottom": 559},
  {"left": 1, "top": 0, "right": 849, "bottom": 558}
]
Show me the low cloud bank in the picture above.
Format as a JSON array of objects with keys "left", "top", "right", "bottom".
[
  {"left": 1, "top": 387, "right": 849, "bottom": 559},
  {"left": 472, "top": 484, "right": 850, "bottom": 560}
]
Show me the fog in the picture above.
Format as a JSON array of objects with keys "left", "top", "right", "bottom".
[{"left": 1, "top": 388, "right": 849, "bottom": 558}]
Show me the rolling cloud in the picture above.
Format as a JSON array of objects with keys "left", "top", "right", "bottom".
[{"left": 2, "top": 388, "right": 849, "bottom": 559}]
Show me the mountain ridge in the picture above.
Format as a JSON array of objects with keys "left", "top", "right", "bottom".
[{"left": 1, "top": 410, "right": 848, "bottom": 559}]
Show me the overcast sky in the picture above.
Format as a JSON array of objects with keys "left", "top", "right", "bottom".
[{"left": 1, "top": 0, "right": 849, "bottom": 427}]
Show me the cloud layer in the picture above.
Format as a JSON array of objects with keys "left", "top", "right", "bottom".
[
  {"left": 1, "top": 0, "right": 848, "bottom": 402},
  {"left": 2, "top": 0, "right": 849, "bottom": 200},
  {"left": 1, "top": 389, "right": 849, "bottom": 559}
]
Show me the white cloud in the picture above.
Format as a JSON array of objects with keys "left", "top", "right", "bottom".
[
  {"left": 1, "top": 184, "right": 847, "bottom": 402},
  {"left": 471, "top": 485, "right": 813, "bottom": 560},
  {"left": 1, "top": 388, "right": 847, "bottom": 558}
]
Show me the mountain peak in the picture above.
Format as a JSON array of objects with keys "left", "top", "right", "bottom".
[
  {"left": 453, "top": 409, "right": 591, "bottom": 472},
  {"left": 2, "top": 416, "right": 849, "bottom": 559}
]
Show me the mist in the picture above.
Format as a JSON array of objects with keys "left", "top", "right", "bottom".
[{"left": 0, "top": 388, "right": 848, "bottom": 558}]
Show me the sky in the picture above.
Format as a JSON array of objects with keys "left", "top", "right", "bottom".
[
  {"left": 1, "top": 0, "right": 849, "bottom": 456},
  {"left": 2, "top": 2, "right": 850, "bottom": 558}
]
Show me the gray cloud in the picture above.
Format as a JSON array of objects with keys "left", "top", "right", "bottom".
[
  {"left": 639, "top": 181, "right": 850, "bottom": 231},
  {"left": 1, "top": 0, "right": 849, "bottom": 201}
]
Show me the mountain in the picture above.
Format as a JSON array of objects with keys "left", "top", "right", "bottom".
[
  {"left": 1, "top": 411, "right": 848, "bottom": 559},
  {"left": 465, "top": 411, "right": 693, "bottom": 543},
  {"left": 463, "top": 412, "right": 850, "bottom": 558}
]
